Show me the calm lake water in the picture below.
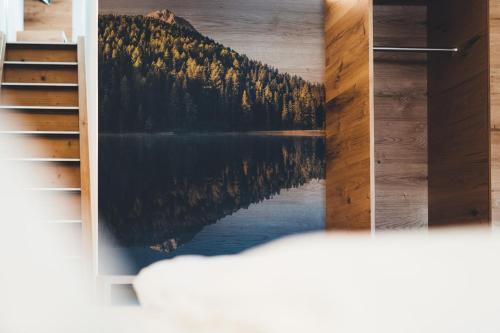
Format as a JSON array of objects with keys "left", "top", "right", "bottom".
[{"left": 99, "top": 133, "right": 325, "bottom": 275}]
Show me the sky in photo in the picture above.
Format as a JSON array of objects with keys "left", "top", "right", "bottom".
[{"left": 99, "top": 0, "right": 324, "bottom": 83}]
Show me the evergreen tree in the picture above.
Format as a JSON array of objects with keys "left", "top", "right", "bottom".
[{"left": 99, "top": 14, "right": 325, "bottom": 132}]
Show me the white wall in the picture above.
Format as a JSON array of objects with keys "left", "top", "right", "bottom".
[
  {"left": 73, "top": 0, "right": 86, "bottom": 43},
  {"left": 0, "top": 0, "right": 23, "bottom": 41}
]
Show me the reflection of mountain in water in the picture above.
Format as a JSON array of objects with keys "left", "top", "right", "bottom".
[{"left": 99, "top": 134, "right": 325, "bottom": 249}]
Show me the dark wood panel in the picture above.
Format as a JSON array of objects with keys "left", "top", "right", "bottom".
[
  {"left": 428, "top": 0, "right": 490, "bottom": 225},
  {"left": 491, "top": 0, "right": 500, "bottom": 224},
  {"left": 4, "top": 64, "right": 78, "bottom": 84},
  {"left": 325, "top": 0, "right": 373, "bottom": 230},
  {"left": 0, "top": 86, "right": 79, "bottom": 107},
  {"left": 373, "top": 5, "right": 428, "bottom": 47},
  {"left": 373, "top": 5, "right": 428, "bottom": 229},
  {"left": 0, "top": 109, "right": 79, "bottom": 131}
]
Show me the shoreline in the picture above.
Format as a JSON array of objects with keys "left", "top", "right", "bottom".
[{"left": 99, "top": 130, "right": 326, "bottom": 138}]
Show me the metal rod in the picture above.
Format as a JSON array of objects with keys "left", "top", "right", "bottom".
[{"left": 373, "top": 47, "right": 458, "bottom": 53}]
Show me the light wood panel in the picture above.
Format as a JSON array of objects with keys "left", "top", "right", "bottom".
[
  {"left": 0, "top": 109, "right": 79, "bottom": 131},
  {"left": 325, "top": 0, "right": 373, "bottom": 230},
  {"left": 428, "top": 0, "right": 490, "bottom": 225},
  {"left": 17, "top": 30, "right": 67, "bottom": 43},
  {"left": 12, "top": 161, "right": 81, "bottom": 188},
  {"left": 5, "top": 44, "right": 77, "bottom": 62},
  {"left": 0, "top": 86, "right": 79, "bottom": 107},
  {"left": 3, "top": 64, "right": 78, "bottom": 83},
  {"left": 374, "top": 5, "right": 428, "bottom": 229},
  {"left": 0, "top": 135, "right": 80, "bottom": 159},
  {"left": 491, "top": 0, "right": 500, "bottom": 225},
  {"left": 24, "top": 0, "right": 72, "bottom": 40},
  {"left": 77, "top": 37, "right": 93, "bottom": 269}
]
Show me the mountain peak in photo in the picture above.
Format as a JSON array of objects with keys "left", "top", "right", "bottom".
[{"left": 146, "top": 9, "right": 197, "bottom": 33}]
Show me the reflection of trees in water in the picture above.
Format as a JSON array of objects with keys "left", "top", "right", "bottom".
[{"left": 99, "top": 135, "right": 325, "bottom": 249}]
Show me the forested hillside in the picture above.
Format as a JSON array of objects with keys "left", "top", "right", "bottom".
[{"left": 98, "top": 14, "right": 325, "bottom": 132}]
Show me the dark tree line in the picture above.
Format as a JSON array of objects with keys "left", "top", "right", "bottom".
[
  {"left": 98, "top": 14, "right": 325, "bottom": 132},
  {"left": 99, "top": 135, "right": 325, "bottom": 248}
]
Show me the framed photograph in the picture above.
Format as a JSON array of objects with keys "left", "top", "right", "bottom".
[{"left": 98, "top": 0, "right": 325, "bottom": 275}]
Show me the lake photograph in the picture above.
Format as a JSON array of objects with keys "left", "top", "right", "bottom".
[{"left": 98, "top": 0, "right": 326, "bottom": 275}]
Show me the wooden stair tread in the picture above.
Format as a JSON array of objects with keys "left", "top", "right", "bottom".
[
  {"left": 1, "top": 82, "right": 78, "bottom": 87},
  {"left": 4, "top": 61, "right": 78, "bottom": 66},
  {"left": 27, "top": 187, "right": 81, "bottom": 192},
  {"left": 7, "top": 42, "right": 77, "bottom": 46},
  {"left": 0, "top": 105, "right": 79, "bottom": 110},
  {"left": 3, "top": 158, "right": 80, "bottom": 162},
  {"left": 0, "top": 130, "right": 79, "bottom": 135}
]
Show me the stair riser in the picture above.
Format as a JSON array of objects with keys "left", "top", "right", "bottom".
[
  {"left": 0, "top": 135, "right": 80, "bottom": 159},
  {"left": 9, "top": 162, "right": 81, "bottom": 188},
  {"left": 0, "top": 86, "right": 79, "bottom": 107},
  {"left": 37, "top": 192, "right": 82, "bottom": 221},
  {"left": 0, "top": 110, "right": 79, "bottom": 131},
  {"left": 3, "top": 65, "right": 78, "bottom": 84},
  {"left": 5, "top": 45, "right": 77, "bottom": 62}
]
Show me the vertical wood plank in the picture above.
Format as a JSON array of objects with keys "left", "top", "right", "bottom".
[
  {"left": 77, "top": 37, "right": 93, "bottom": 270},
  {"left": 491, "top": 0, "right": 500, "bottom": 225},
  {"left": 373, "top": 5, "right": 428, "bottom": 230},
  {"left": 428, "top": 0, "right": 491, "bottom": 225},
  {"left": 325, "top": 0, "right": 374, "bottom": 230}
]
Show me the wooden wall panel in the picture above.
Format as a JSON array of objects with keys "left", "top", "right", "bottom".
[
  {"left": 325, "top": 0, "right": 373, "bottom": 230},
  {"left": 373, "top": 5, "right": 428, "bottom": 229},
  {"left": 24, "top": 0, "right": 72, "bottom": 40},
  {"left": 428, "top": 0, "right": 491, "bottom": 225},
  {"left": 491, "top": 0, "right": 500, "bottom": 225}
]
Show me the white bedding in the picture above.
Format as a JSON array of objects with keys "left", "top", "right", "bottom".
[{"left": 134, "top": 229, "right": 500, "bottom": 333}]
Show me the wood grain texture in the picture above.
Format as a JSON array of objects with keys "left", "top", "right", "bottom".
[
  {"left": 3, "top": 64, "right": 78, "bottom": 84},
  {"left": 0, "top": 109, "right": 79, "bottom": 131},
  {"left": 5, "top": 44, "right": 77, "bottom": 62},
  {"left": 11, "top": 161, "right": 81, "bottom": 188},
  {"left": 374, "top": 5, "right": 428, "bottom": 229},
  {"left": 24, "top": 0, "right": 72, "bottom": 40},
  {"left": 491, "top": 0, "right": 500, "bottom": 225},
  {"left": 0, "top": 86, "right": 79, "bottom": 107},
  {"left": 428, "top": 0, "right": 490, "bottom": 225},
  {"left": 77, "top": 37, "right": 93, "bottom": 269},
  {"left": 325, "top": 0, "right": 373, "bottom": 230},
  {"left": 0, "top": 135, "right": 80, "bottom": 159}
]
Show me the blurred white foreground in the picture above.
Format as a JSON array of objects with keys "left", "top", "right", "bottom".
[
  {"left": 135, "top": 229, "right": 500, "bottom": 333},
  {"left": 1, "top": 137, "right": 500, "bottom": 332}
]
